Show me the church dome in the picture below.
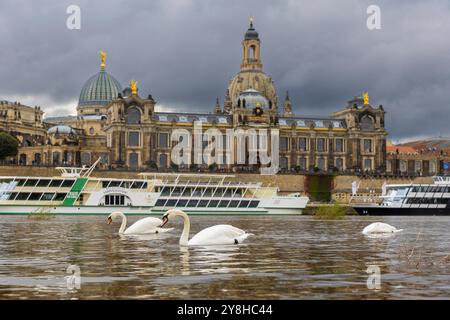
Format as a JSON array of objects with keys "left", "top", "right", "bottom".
[
  {"left": 236, "top": 89, "right": 269, "bottom": 109},
  {"left": 47, "top": 125, "right": 77, "bottom": 135},
  {"left": 228, "top": 71, "right": 277, "bottom": 108},
  {"left": 78, "top": 70, "right": 122, "bottom": 107}
]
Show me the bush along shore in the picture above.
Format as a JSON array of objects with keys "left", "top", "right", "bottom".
[{"left": 304, "top": 203, "right": 357, "bottom": 219}]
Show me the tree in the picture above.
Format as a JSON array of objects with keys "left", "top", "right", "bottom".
[{"left": 0, "top": 132, "right": 19, "bottom": 161}]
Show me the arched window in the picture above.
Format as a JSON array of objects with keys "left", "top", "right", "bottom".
[
  {"left": 360, "top": 115, "right": 374, "bottom": 131},
  {"left": 249, "top": 45, "right": 256, "bottom": 60},
  {"left": 126, "top": 107, "right": 141, "bottom": 124}
]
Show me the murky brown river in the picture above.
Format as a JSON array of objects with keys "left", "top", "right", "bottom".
[{"left": 0, "top": 215, "right": 449, "bottom": 299}]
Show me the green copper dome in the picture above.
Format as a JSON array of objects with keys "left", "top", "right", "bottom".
[{"left": 78, "top": 70, "right": 122, "bottom": 107}]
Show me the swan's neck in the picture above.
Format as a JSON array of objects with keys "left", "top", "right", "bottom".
[
  {"left": 118, "top": 212, "right": 127, "bottom": 234},
  {"left": 177, "top": 211, "right": 190, "bottom": 246}
]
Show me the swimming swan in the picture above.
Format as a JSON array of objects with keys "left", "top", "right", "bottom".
[
  {"left": 160, "top": 209, "right": 253, "bottom": 246},
  {"left": 107, "top": 211, "right": 173, "bottom": 235},
  {"left": 362, "top": 222, "right": 403, "bottom": 235}
]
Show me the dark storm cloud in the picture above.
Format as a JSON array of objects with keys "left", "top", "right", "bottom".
[{"left": 1, "top": 0, "right": 450, "bottom": 139}]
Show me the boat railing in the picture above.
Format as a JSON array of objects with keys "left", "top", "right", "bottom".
[{"left": 56, "top": 158, "right": 101, "bottom": 178}]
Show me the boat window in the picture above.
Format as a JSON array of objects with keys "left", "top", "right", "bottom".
[
  {"left": 54, "top": 193, "right": 67, "bottom": 201},
  {"left": 155, "top": 199, "right": 166, "bottom": 206},
  {"left": 49, "top": 180, "right": 63, "bottom": 187},
  {"left": 229, "top": 200, "right": 239, "bottom": 208},
  {"left": 7, "top": 192, "right": 18, "bottom": 200},
  {"left": 411, "top": 186, "right": 420, "bottom": 193},
  {"left": 41, "top": 193, "right": 55, "bottom": 201},
  {"left": 213, "top": 189, "right": 224, "bottom": 197},
  {"left": 104, "top": 194, "right": 126, "bottom": 206},
  {"left": 161, "top": 187, "right": 170, "bottom": 196},
  {"left": 102, "top": 181, "right": 112, "bottom": 188},
  {"left": 249, "top": 201, "right": 259, "bottom": 208},
  {"left": 208, "top": 200, "right": 219, "bottom": 207},
  {"left": 198, "top": 200, "right": 209, "bottom": 207},
  {"left": 177, "top": 200, "right": 188, "bottom": 207},
  {"left": 37, "top": 179, "right": 50, "bottom": 187},
  {"left": 131, "top": 181, "right": 146, "bottom": 189},
  {"left": 61, "top": 180, "right": 75, "bottom": 188},
  {"left": 16, "top": 179, "right": 26, "bottom": 187},
  {"left": 187, "top": 200, "right": 199, "bottom": 207},
  {"left": 24, "top": 179, "right": 38, "bottom": 187},
  {"left": 239, "top": 200, "right": 250, "bottom": 208},
  {"left": 218, "top": 200, "right": 230, "bottom": 207},
  {"left": 28, "top": 193, "right": 42, "bottom": 201},
  {"left": 109, "top": 181, "right": 121, "bottom": 187},
  {"left": 16, "top": 193, "right": 30, "bottom": 200},
  {"left": 166, "top": 199, "right": 177, "bottom": 207}
]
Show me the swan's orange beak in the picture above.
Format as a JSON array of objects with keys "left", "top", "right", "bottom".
[
  {"left": 160, "top": 216, "right": 168, "bottom": 228},
  {"left": 107, "top": 217, "right": 112, "bottom": 225}
]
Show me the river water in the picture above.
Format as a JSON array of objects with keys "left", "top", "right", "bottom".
[{"left": 0, "top": 215, "right": 449, "bottom": 299}]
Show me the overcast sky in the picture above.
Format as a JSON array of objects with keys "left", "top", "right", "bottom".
[{"left": 1, "top": 0, "right": 450, "bottom": 141}]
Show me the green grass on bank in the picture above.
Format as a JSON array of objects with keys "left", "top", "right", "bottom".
[{"left": 308, "top": 203, "right": 355, "bottom": 220}]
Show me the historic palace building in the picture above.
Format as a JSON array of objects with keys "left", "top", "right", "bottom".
[{"left": 1, "top": 20, "right": 388, "bottom": 173}]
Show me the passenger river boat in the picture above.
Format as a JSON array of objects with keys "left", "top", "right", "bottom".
[
  {"left": 0, "top": 160, "right": 309, "bottom": 215},
  {"left": 352, "top": 176, "right": 450, "bottom": 215}
]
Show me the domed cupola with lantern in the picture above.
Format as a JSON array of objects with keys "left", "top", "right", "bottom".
[
  {"left": 224, "top": 18, "right": 278, "bottom": 116},
  {"left": 77, "top": 51, "right": 123, "bottom": 116}
]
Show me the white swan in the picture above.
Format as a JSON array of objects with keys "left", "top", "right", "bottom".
[
  {"left": 362, "top": 222, "right": 403, "bottom": 235},
  {"left": 107, "top": 211, "right": 173, "bottom": 235},
  {"left": 160, "top": 209, "right": 253, "bottom": 246}
]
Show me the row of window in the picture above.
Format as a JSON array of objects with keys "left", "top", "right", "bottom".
[
  {"left": 3, "top": 192, "right": 67, "bottom": 201},
  {"left": 5, "top": 179, "right": 75, "bottom": 188},
  {"left": 278, "top": 157, "right": 373, "bottom": 171},
  {"left": 409, "top": 186, "right": 450, "bottom": 193},
  {"left": 101, "top": 180, "right": 148, "bottom": 189},
  {"left": 405, "top": 198, "right": 450, "bottom": 205},
  {"left": 127, "top": 134, "right": 372, "bottom": 155},
  {"left": 159, "top": 187, "right": 243, "bottom": 197},
  {"left": 155, "top": 199, "right": 259, "bottom": 208},
  {"left": 279, "top": 137, "right": 373, "bottom": 153},
  {"left": 104, "top": 195, "right": 126, "bottom": 206}
]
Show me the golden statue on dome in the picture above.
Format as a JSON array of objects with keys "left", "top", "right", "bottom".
[
  {"left": 363, "top": 92, "right": 369, "bottom": 105},
  {"left": 130, "top": 80, "right": 138, "bottom": 95},
  {"left": 100, "top": 50, "right": 107, "bottom": 70}
]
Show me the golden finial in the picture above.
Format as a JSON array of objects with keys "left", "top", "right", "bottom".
[
  {"left": 130, "top": 80, "right": 138, "bottom": 95},
  {"left": 100, "top": 50, "right": 107, "bottom": 70},
  {"left": 363, "top": 91, "right": 369, "bottom": 105}
]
